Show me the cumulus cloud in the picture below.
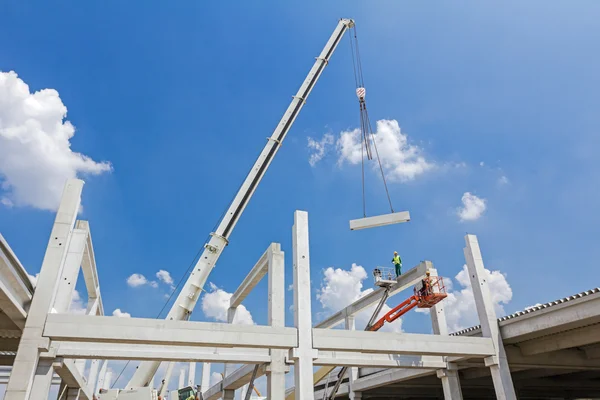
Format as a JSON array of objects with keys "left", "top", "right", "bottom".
[
  {"left": 126, "top": 273, "right": 158, "bottom": 288},
  {"left": 69, "top": 289, "right": 87, "bottom": 314},
  {"left": 112, "top": 308, "right": 131, "bottom": 318},
  {"left": 457, "top": 192, "right": 486, "bottom": 221},
  {"left": 28, "top": 273, "right": 39, "bottom": 287},
  {"left": 498, "top": 175, "right": 509, "bottom": 185},
  {"left": 156, "top": 269, "right": 175, "bottom": 289},
  {"left": 336, "top": 119, "right": 433, "bottom": 182},
  {"left": 307, "top": 133, "right": 334, "bottom": 167},
  {"left": 0, "top": 71, "right": 112, "bottom": 210},
  {"left": 209, "top": 372, "right": 222, "bottom": 387},
  {"left": 316, "top": 264, "right": 403, "bottom": 333},
  {"left": 201, "top": 283, "right": 254, "bottom": 325},
  {"left": 444, "top": 265, "right": 512, "bottom": 332}
]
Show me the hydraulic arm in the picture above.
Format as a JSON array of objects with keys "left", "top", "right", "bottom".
[{"left": 127, "top": 18, "right": 356, "bottom": 388}]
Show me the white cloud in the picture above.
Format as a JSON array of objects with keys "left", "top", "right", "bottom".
[
  {"left": 112, "top": 308, "right": 131, "bottom": 318},
  {"left": 156, "top": 269, "right": 175, "bottom": 289},
  {"left": 457, "top": 192, "right": 486, "bottom": 221},
  {"left": 336, "top": 119, "right": 434, "bottom": 182},
  {"left": 209, "top": 372, "right": 222, "bottom": 387},
  {"left": 201, "top": 283, "right": 254, "bottom": 325},
  {"left": 316, "top": 264, "right": 403, "bottom": 333},
  {"left": 444, "top": 264, "right": 512, "bottom": 332},
  {"left": 0, "top": 71, "right": 112, "bottom": 211},
  {"left": 307, "top": 133, "right": 334, "bottom": 167},
  {"left": 479, "top": 161, "right": 485, "bottom": 167},
  {"left": 126, "top": 273, "right": 158, "bottom": 288},
  {"left": 69, "top": 289, "right": 87, "bottom": 314},
  {"left": 28, "top": 273, "right": 39, "bottom": 287},
  {"left": 498, "top": 175, "right": 509, "bottom": 185}
]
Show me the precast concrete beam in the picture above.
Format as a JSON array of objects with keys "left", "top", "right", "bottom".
[
  {"left": 312, "top": 329, "right": 495, "bottom": 357},
  {"left": 43, "top": 314, "right": 297, "bottom": 349},
  {"left": 52, "top": 342, "right": 272, "bottom": 363},
  {"left": 229, "top": 245, "right": 277, "bottom": 309},
  {"left": 53, "top": 359, "right": 92, "bottom": 400},
  {"left": 313, "top": 352, "right": 447, "bottom": 369},
  {"left": 519, "top": 323, "right": 600, "bottom": 355},
  {"left": 351, "top": 368, "right": 437, "bottom": 392},
  {"left": 349, "top": 211, "right": 410, "bottom": 231}
]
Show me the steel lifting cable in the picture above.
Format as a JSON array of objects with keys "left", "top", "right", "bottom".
[{"left": 349, "top": 26, "right": 394, "bottom": 215}]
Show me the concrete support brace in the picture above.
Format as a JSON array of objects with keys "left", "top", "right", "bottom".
[
  {"left": 429, "top": 265, "right": 463, "bottom": 400},
  {"left": 267, "top": 244, "right": 286, "bottom": 400},
  {"left": 345, "top": 316, "right": 361, "bottom": 400},
  {"left": 464, "top": 234, "right": 516, "bottom": 400},
  {"left": 5, "top": 179, "right": 84, "bottom": 400},
  {"left": 223, "top": 308, "right": 237, "bottom": 399},
  {"left": 201, "top": 363, "right": 211, "bottom": 392},
  {"left": 29, "top": 359, "right": 55, "bottom": 400},
  {"left": 87, "top": 359, "right": 100, "bottom": 395},
  {"left": 188, "top": 362, "right": 196, "bottom": 387},
  {"left": 95, "top": 360, "right": 108, "bottom": 393},
  {"left": 292, "top": 211, "right": 315, "bottom": 400}
]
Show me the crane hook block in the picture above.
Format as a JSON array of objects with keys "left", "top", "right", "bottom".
[{"left": 356, "top": 87, "right": 366, "bottom": 101}]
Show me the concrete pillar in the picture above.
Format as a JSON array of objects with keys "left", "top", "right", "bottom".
[
  {"left": 104, "top": 371, "right": 112, "bottom": 390},
  {"left": 53, "top": 229, "right": 87, "bottom": 313},
  {"left": 292, "top": 210, "right": 316, "bottom": 400},
  {"left": 187, "top": 362, "right": 196, "bottom": 387},
  {"left": 87, "top": 359, "right": 100, "bottom": 395},
  {"left": 28, "top": 359, "right": 54, "bottom": 400},
  {"left": 160, "top": 362, "right": 176, "bottom": 398},
  {"left": 267, "top": 244, "right": 286, "bottom": 400},
  {"left": 178, "top": 368, "right": 185, "bottom": 389},
  {"left": 200, "top": 363, "right": 211, "bottom": 391},
  {"left": 57, "top": 381, "right": 68, "bottom": 400},
  {"left": 428, "top": 265, "right": 464, "bottom": 400},
  {"left": 5, "top": 179, "right": 84, "bottom": 400},
  {"left": 345, "top": 316, "right": 362, "bottom": 400},
  {"left": 223, "top": 308, "right": 237, "bottom": 399},
  {"left": 464, "top": 234, "right": 517, "bottom": 400},
  {"left": 95, "top": 360, "right": 108, "bottom": 394}
]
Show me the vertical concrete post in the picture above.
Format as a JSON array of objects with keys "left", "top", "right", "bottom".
[
  {"left": 292, "top": 210, "right": 315, "bottom": 400},
  {"left": 345, "top": 316, "right": 361, "bottom": 400},
  {"left": 428, "top": 265, "right": 463, "bottom": 400},
  {"left": 5, "top": 179, "right": 84, "bottom": 400},
  {"left": 160, "top": 362, "right": 176, "bottom": 398},
  {"left": 28, "top": 359, "right": 54, "bottom": 400},
  {"left": 104, "top": 371, "right": 113, "bottom": 391},
  {"left": 187, "top": 363, "right": 196, "bottom": 387},
  {"left": 178, "top": 368, "right": 185, "bottom": 389},
  {"left": 267, "top": 243, "right": 286, "bottom": 400},
  {"left": 52, "top": 229, "right": 88, "bottom": 313},
  {"left": 464, "top": 234, "right": 516, "bottom": 400},
  {"left": 223, "top": 308, "right": 237, "bottom": 399},
  {"left": 95, "top": 360, "right": 108, "bottom": 394},
  {"left": 200, "top": 363, "right": 211, "bottom": 391},
  {"left": 87, "top": 359, "right": 100, "bottom": 394}
]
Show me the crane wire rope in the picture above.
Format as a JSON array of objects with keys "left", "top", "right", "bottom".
[{"left": 349, "top": 26, "right": 394, "bottom": 215}]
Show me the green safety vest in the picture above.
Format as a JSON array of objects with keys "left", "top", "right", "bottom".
[{"left": 392, "top": 255, "right": 401, "bottom": 265}]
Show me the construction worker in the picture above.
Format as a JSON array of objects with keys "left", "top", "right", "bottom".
[
  {"left": 419, "top": 271, "right": 431, "bottom": 297},
  {"left": 392, "top": 251, "right": 402, "bottom": 277}
]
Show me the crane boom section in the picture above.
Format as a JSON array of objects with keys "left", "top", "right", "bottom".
[{"left": 127, "top": 18, "right": 355, "bottom": 388}]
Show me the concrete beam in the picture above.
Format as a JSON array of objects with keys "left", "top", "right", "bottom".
[
  {"left": 229, "top": 245, "right": 275, "bottom": 309},
  {"left": 349, "top": 211, "right": 410, "bottom": 231},
  {"left": 584, "top": 343, "right": 600, "bottom": 359},
  {"left": 315, "top": 261, "right": 428, "bottom": 329},
  {"left": 313, "top": 352, "right": 447, "bottom": 369},
  {"left": 312, "top": 329, "right": 495, "bottom": 357},
  {"left": 203, "top": 364, "right": 268, "bottom": 400},
  {"left": 352, "top": 368, "right": 437, "bottom": 392},
  {"left": 53, "top": 359, "right": 92, "bottom": 400},
  {"left": 519, "top": 323, "right": 600, "bottom": 356},
  {"left": 0, "top": 233, "right": 34, "bottom": 327},
  {"left": 52, "top": 342, "right": 272, "bottom": 363},
  {"left": 43, "top": 314, "right": 297, "bottom": 349}
]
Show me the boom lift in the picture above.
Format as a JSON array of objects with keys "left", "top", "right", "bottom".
[
  {"left": 322, "top": 271, "right": 447, "bottom": 400},
  {"left": 125, "top": 18, "right": 357, "bottom": 391}
]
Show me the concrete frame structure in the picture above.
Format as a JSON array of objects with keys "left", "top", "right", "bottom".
[{"left": 6, "top": 179, "right": 597, "bottom": 399}]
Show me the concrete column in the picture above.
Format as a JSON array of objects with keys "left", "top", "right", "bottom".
[
  {"left": 66, "top": 388, "right": 80, "bottom": 400},
  {"left": 5, "top": 179, "right": 84, "bottom": 400},
  {"left": 187, "top": 362, "right": 196, "bottom": 387},
  {"left": 28, "top": 359, "right": 54, "bottom": 400},
  {"left": 292, "top": 210, "right": 315, "bottom": 400},
  {"left": 267, "top": 244, "right": 286, "bottom": 400},
  {"left": 345, "top": 316, "right": 361, "bottom": 400},
  {"left": 464, "top": 234, "right": 516, "bottom": 400},
  {"left": 200, "top": 362, "right": 211, "bottom": 391},
  {"left": 428, "top": 265, "right": 463, "bottom": 400},
  {"left": 87, "top": 359, "right": 100, "bottom": 395},
  {"left": 95, "top": 360, "right": 108, "bottom": 394},
  {"left": 159, "top": 362, "right": 175, "bottom": 398},
  {"left": 223, "top": 308, "right": 237, "bottom": 399},
  {"left": 53, "top": 229, "right": 88, "bottom": 313},
  {"left": 178, "top": 368, "right": 185, "bottom": 389},
  {"left": 104, "top": 371, "right": 112, "bottom": 390},
  {"left": 57, "top": 381, "right": 68, "bottom": 400}
]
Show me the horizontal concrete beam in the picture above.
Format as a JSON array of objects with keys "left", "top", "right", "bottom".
[
  {"left": 584, "top": 344, "right": 600, "bottom": 360},
  {"left": 313, "top": 352, "right": 446, "bottom": 369},
  {"left": 230, "top": 244, "right": 277, "bottom": 309},
  {"left": 313, "top": 329, "right": 495, "bottom": 357},
  {"left": 519, "top": 324, "right": 600, "bottom": 356},
  {"left": 352, "top": 367, "right": 436, "bottom": 392},
  {"left": 202, "top": 364, "right": 267, "bottom": 400},
  {"left": 349, "top": 211, "right": 410, "bottom": 231},
  {"left": 43, "top": 314, "right": 298, "bottom": 349},
  {"left": 315, "top": 262, "right": 428, "bottom": 329},
  {"left": 53, "top": 342, "right": 271, "bottom": 363}
]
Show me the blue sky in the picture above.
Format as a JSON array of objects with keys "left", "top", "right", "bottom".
[{"left": 1, "top": 0, "right": 600, "bottom": 391}]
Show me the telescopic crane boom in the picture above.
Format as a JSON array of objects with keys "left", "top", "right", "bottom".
[{"left": 127, "top": 18, "right": 356, "bottom": 388}]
